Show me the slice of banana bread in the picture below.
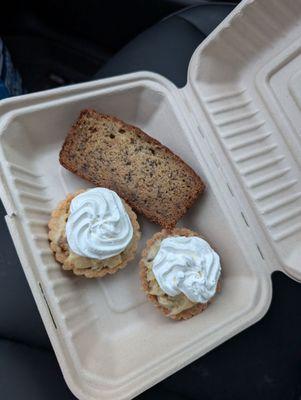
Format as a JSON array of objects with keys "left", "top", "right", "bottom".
[{"left": 60, "top": 109, "right": 205, "bottom": 228}]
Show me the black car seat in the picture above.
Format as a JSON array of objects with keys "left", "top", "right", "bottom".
[{"left": 2, "top": 3, "right": 300, "bottom": 400}]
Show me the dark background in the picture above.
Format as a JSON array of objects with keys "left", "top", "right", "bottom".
[{"left": 0, "top": 1, "right": 301, "bottom": 399}]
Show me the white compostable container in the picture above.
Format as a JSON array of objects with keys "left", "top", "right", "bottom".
[{"left": 0, "top": 0, "right": 300, "bottom": 398}]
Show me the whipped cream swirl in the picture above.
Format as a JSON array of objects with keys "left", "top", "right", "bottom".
[
  {"left": 66, "top": 188, "right": 133, "bottom": 260},
  {"left": 152, "top": 236, "right": 221, "bottom": 303}
]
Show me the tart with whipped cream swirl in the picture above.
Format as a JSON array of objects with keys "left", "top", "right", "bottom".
[
  {"left": 49, "top": 188, "right": 140, "bottom": 278},
  {"left": 140, "top": 228, "right": 221, "bottom": 320}
]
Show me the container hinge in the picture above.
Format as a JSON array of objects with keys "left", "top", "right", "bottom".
[
  {"left": 38, "top": 282, "right": 57, "bottom": 330},
  {"left": 256, "top": 244, "right": 265, "bottom": 260}
]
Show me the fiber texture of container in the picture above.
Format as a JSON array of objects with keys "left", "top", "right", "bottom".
[{"left": 0, "top": 0, "right": 300, "bottom": 398}]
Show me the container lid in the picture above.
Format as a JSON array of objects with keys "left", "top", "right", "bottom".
[{"left": 184, "top": 0, "right": 301, "bottom": 280}]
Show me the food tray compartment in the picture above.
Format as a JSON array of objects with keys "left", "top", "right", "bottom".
[
  {"left": 0, "top": 73, "right": 271, "bottom": 399},
  {"left": 187, "top": 0, "right": 301, "bottom": 279}
]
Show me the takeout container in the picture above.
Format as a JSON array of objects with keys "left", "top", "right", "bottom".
[{"left": 0, "top": 0, "right": 300, "bottom": 398}]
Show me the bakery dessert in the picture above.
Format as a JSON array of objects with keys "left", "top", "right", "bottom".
[
  {"left": 48, "top": 188, "right": 140, "bottom": 278},
  {"left": 59, "top": 109, "right": 205, "bottom": 228},
  {"left": 140, "top": 228, "right": 221, "bottom": 320}
]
